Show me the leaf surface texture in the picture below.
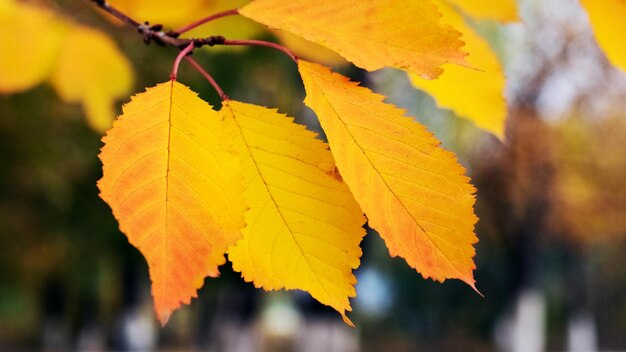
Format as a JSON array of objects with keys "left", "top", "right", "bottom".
[
  {"left": 221, "top": 101, "right": 365, "bottom": 326},
  {"left": 240, "top": 0, "right": 467, "bottom": 79},
  {"left": 98, "top": 81, "right": 246, "bottom": 324},
  {"left": 299, "top": 61, "right": 479, "bottom": 287}
]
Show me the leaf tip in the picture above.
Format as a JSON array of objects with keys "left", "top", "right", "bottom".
[
  {"left": 462, "top": 276, "right": 483, "bottom": 297},
  {"left": 158, "top": 310, "right": 171, "bottom": 327},
  {"left": 341, "top": 313, "right": 355, "bottom": 328}
]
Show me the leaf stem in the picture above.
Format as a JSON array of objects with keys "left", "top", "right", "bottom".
[
  {"left": 174, "top": 9, "right": 240, "bottom": 35},
  {"left": 170, "top": 43, "right": 195, "bottom": 80},
  {"left": 220, "top": 39, "right": 298, "bottom": 63},
  {"left": 86, "top": 0, "right": 298, "bottom": 64},
  {"left": 85, "top": 0, "right": 296, "bottom": 85},
  {"left": 185, "top": 57, "right": 228, "bottom": 100}
]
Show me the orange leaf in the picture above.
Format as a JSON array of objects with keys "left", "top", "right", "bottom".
[
  {"left": 239, "top": 0, "right": 467, "bottom": 79},
  {"left": 98, "top": 81, "right": 246, "bottom": 324},
  {"left": 299, "top": 61, "right": 479, "bottom": 288}
]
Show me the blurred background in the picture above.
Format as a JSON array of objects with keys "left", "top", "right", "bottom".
[{"left": 1, "top": 0, "right": 625, "bottom": 351}]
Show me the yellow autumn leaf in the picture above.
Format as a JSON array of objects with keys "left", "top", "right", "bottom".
[
  {"left": 580, "top": 0, "right": 626, "bottom": 73},
  {"left": 409, "top": 0, "right": 507, "bottom": 138},
  {"left": 98, "top": 81, "right": 247, "bottom": 325},
  {"left": 239, "top": 0, "right": 467, "bottom": 79},
  {"left": 50, "top": 24, "right": 133, "bottom": 132},
  {"left": 299, "top": 61, "right": 479, "bottom": 288},
  {"left": 221, "top": 100, "right": 366, "bottom": 326},
  {"left": 0, "top": 0, "right": 63, "bottom": 93},
  {"left": 446, "top": 0, "right": 519, "bottom": 22}
]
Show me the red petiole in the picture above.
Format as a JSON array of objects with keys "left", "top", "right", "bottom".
[
  {"left": 174, "top": 9, "right": 240, "bottom": 35},
  {"left": 170, "top": 42, "right": 195, "bottom": 80}
]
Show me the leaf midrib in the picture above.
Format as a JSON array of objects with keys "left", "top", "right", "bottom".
[
  {"left": 225, "top": 102, "right": 335, "bottom": 304},
  {"left": 307, "top": 72, "right": 469, "bottom": 280}
]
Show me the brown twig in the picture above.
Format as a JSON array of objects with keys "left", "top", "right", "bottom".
[
  {"left": 88, "top": 0, "right": 185, "bottom": 46},
  {"left": 86, "top": 0, "right": 298, "bottom": 98},
  {"left": 88, "top": 0, "right": 298, "bottom": 61}
]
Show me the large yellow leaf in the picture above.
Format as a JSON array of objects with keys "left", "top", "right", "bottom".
[
  {"left": 409, "top": 0, "right": 507, "bottom": 138},
  {"left": 446, "top": 0, "right": 519, "bottom": 22},
  {"left": 0, "top": 0, "right": 63, "bottom": 93},
  {"left": 50, "top": 25, "right": 133, "bottom": 133},
  {"left": 299, "top": 61, "right": 479, "bottom": 288},
  {"left": 221, "top": 101, "right": 366, "bottom": 326},
  {"left": 239, "top": 0, "right": 467, "bottom": 79},
  {"left": 580, "top": 0, "right": 626, "bottom": 73},
  {"left": 98, "top": 81, "right": 246, "bottom": 325}
]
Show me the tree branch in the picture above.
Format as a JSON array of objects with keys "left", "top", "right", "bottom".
[
  {"left": 86, "top": 0, "right": 297, "bottom": 62},
  {"left": 87, "top": 0, "right": 188, "bottom": 47},
  {"left": 86, "top": 0, "right": 299, "bottom": 79}
]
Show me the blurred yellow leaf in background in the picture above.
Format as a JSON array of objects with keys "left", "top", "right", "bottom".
[
  {"left": 50, "top": 25, "right": 133, "bottom": 132},
  {"left": 0, "top": 0, "right": 63, "bottom": 93},
  {"left": 107, "top": 0, "right": 207, "bottom": 27},
  {"left": 580, "top": 0, "right": 626, "bottom": 73},
  {"left": 446, "top": 0, "right": 519, "bottom": 22},
  {"left": 0, "top": 0, "right": 134, "bottom": 132},
  {"left": 408, "top": 0, "right": 509, "bottom": 138},
  {"left": 551, "top": 116, "right": 626, "bottom": 243}
]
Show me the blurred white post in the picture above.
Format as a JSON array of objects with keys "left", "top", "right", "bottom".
[
  {"left": 495, "top": 289, "right": 546, "bottom": 352},
  {"left": 566, "top": 311, "right": 598, "bottom": 352}
]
